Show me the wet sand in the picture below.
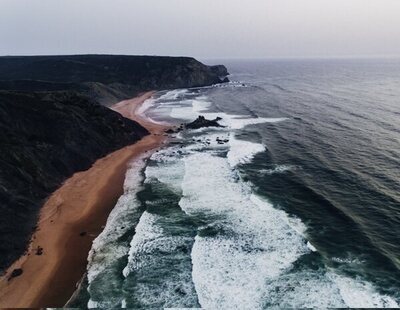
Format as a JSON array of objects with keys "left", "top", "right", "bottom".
[{"left": 0, "top": 91, "right": 169, "bottom": 308}]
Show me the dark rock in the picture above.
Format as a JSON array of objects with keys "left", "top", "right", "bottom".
[
  {"left": 216, "top": 137, "right": 229, "bottom": 145},
  {"left": 165, "top": 127, "right": 183, "bottom": 134},
  {"left": 174, "top": 287, "right": 187, "bottom": 296},
  {"left": 35, "top": 246, "right": 44, "bottom": 255},
  {"left": 209, "top": 65, "right": 230, "bottom": 77},
  {"left": 185, "top": 115, "right": 225, "bottom": 130},
  {"left": 79, "top": 232, "right": 87, "bottom": 237},
  {"left": 9, "top": 268, "right": 23, "bottom": 280}
]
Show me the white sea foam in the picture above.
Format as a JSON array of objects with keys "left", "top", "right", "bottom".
[
  {"left": 123, "top": 235, "right": 198, "bottom": 307},
  {"left": 331, "top": 256, "right": 365, "bottom": 264},
  {"left": 119, "top": 150, "right": 200, "bottom": 308},
  {"left": 122, "top": 217, "right": 198, "bottom": 308},
  {"left": 262, "top": 269, "right": 346, "bottom": 308},
  {"left": 87, "top": 299, "right": 99, "bottom": 309},
  {"left": 260, "top": 164, "right": 297, "bottom": 175},
  {"left": 158, "top": 89, "right": 188, "bottom": 101},
  {"left": 178, "top": 151, "right": 398, "bottom": 308},
  {"left": 164, "top": 94, "right": 288, "bottom": 130},
  {"left": 87, "top": 157, "right": 146, "bottom": 284},
  {"left": 307, "top": 241, "right": 318, "bottom": 252},
  {"left": 145, "top": 160, "right": 184, "bottom": 194},
  {"left": 179, "top": 153, "right": 309, "bottom": 309},
  {"left": 123, "top": 211, "right": 164, "bottom": 277},
  {"left": 330, "top": 273, "right": 399, "bottom": 308},
  {"left": 192, "top": 99, "right": 211, "bottom": 113},
  {"left": 227, "top": 116, "right": 288, "bottom": 129},
  {"left": 170, "top": 105, "right": 198, "bottom": 120},
  {"left": 136, "top": 97, "right": 155, "bottom": 117},
  {"left": 227, "top": 135, "right": 265, "bottom": 167},
  {"left": 250, "top": 194, "right": 308, "bottom": 237},
  {"left": 213, "top": 81, "right": 248, "bottom": 88},
  {"left": 162, "top": 94, "right": 288, "bottom": 168}
]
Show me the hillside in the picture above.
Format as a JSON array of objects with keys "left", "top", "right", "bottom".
[
  {"left": 0, "top": 55, "right": 229, "bottom": 106},
  {"left": 0, "top": 55, "right": 229, "bottom": 271}
]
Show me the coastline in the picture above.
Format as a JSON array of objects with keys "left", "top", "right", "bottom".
[{"left": 0, "top": 91, "right": 169, "bottom": 308}]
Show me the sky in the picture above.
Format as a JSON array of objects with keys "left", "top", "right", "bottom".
[{"left": 1, "top": 0, "right": 400, "bottom": 59}]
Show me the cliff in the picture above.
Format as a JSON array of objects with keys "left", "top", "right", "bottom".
[
  {"left": 0, "top": 91, "right": 148, "bottom": 271},
  {"left": 0, "top": 55, "right": 229, "bottom": 272},
  {"left": 0, "top": 55, "right": 229, "bottom": 106}
]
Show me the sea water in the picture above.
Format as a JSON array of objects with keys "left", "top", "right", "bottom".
[{"left": 68, "top": 58, "right": 400, "bottom": 308}]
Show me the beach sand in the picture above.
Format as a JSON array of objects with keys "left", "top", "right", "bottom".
[{"left": 0, "top": 91, "right": 168, "bottom": 308}]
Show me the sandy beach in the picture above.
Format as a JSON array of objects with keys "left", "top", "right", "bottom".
[{"left": 0, "top": 91, "right": 169, "bottom": 308}]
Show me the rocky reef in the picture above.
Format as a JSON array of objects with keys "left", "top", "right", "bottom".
[{"left": 0, "top": 55, "right": 229, "bottom": 272}]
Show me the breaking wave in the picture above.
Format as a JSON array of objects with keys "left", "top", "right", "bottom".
[{"left": 84, "top": 87, "right": 399, "bottom": 308}]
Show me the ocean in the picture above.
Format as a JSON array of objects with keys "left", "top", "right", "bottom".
[{"left": 68, "top": 58, "right": 400, "bottom": 308}]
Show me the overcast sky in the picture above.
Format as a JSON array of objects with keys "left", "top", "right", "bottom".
[{"left": 1, "top": 0, "right": 400, "bottom": 58}]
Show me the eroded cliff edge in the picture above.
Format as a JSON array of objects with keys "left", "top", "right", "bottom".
[{"left": 0, "top": 55, "right": 229, "bottom": 271}]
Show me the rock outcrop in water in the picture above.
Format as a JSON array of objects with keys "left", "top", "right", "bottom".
[
  {"left": 0, "top": 55, "right": 229, "bottom": 272},
  {"left": 164, "top": 116, "right": 225, "bottom": 134},
  {"left": 186, "top": 115, "right": 225, "bottom": 129}
]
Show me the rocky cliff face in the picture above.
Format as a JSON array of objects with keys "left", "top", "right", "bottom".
[
  {"left": 0, "top": 55, "right": 229, "bottom": 272},
  {"left": 0, "top": 55, "right": 229, "bottom": 106},
  {"left": 0, "top": 91, "right": 149, "bottom": 271}
]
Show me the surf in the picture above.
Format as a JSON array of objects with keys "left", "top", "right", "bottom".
[{"left": 84, "top": 86, "right": 399, "bottom": 308}]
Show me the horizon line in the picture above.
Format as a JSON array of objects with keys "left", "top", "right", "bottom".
[{"left": 1, "top": 53, "right": 400, "bottom": 61}]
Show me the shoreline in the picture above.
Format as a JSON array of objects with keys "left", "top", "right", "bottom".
[{"left": 0, "top": 91, "right": 169, "bottom": 308}]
